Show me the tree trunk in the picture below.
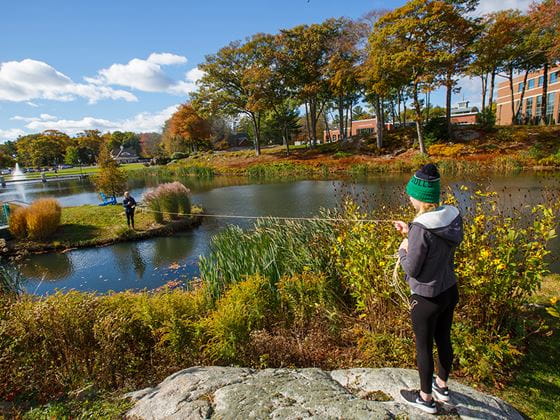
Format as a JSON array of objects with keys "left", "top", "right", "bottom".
[
  {"left": 338, "top": 97, "right": 345, "bottom": 142},
  {"left": 515, "top": 70, "right": 530, "bottom": 124},
  {"left": 508, "top": 68, "right": 516, "bottom": 125},
  {"left": 480, "top": 73, "right": 488, "bottom": 111},
  {"left": 283, "top": 126, "right": 290, "bottom": 156},
  {"left": 413, "top": 85, "right": 426, "bottom": 154},
  {"left": 541, "top": 62, "right": 549, "bottom": 125},
  {"left": 397, "top": 91, "right": 402, "bottom": 125},
  {"left": 445, "top": 79, "right": 452, "bottom": 139},
  {"left": 309, "top": 100, "right": 318, "bottom": 148},
  {"left": 374, "top": 95, "right": 383, "bottom": 149},
  {"left": 324, "top": 112, "right": 332, "bottom": 144},
  {"left": 250, "top": 113, "right": 261, "bottom": 156},
  {"left": 304, "top": 102, "right": 311, "bottom": 145},
  {"left": 488, "top": 70, "right": 496, "bottom": 107},
  {"left": 348, "top": 100, "right": 353, "bottom": 140}
]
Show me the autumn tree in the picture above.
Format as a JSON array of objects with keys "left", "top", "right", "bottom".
[
  {"left": 163, "top": 103, "right": 211, "bottom": 153},
  {"left": 93, "top": 146, "right": 127, "bottom": 199},
  {"left": 368, "top": 0, "right": 455, "bottom": 153},
  {"left": 15, "top": 131, "right": 68, "bottom": 167},
  {"left": 527, "top": 0, "right": 560, "bottom": 123},
  {"left": 64, "top": 146, "right": 80, "bottom": 165},
  {"left": 434, "top": 1, "right": 479, "bottom": 137},
  {"left": 275, "top": 20, "right": 342, "bottom": 147},
  {"left": 138, "top": 132, "right": 162, "bottom": 157},
  {"left": 193, "top": 37, "right": 271, "bottom": 156},
  {"left": 323, "top": 18, "right": 365, "bottom": 142},
  {"left": 0, "top": 151, "right": 15, "bottom": 168}
]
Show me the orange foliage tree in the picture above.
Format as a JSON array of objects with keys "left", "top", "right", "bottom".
[{"left": 163, "top": 103, "right": 211, "bottom": 154}]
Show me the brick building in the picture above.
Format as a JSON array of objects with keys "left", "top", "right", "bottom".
[
  {"left": 496, "top": 65, "right": 560, "bottom": 125},
  {"left": 323, "top": 118, "right": 392, "bottom": 143}
]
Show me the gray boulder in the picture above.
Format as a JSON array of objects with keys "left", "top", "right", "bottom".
[{"left": 125, "top": 367, "right": 522, "bottom": 420}]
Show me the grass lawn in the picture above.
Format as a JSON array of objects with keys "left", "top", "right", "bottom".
[
  {"left": 497, "top": 274, "right": 560, "bottom": 419},
  {"left": 5, "top": 163, "right": 145, "bottom": 180},
  {"left": 11, "top": 204, "right": 201, "bottom": 251}
]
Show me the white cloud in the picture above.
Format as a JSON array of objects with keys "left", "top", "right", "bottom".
[
  {"left": 0, "top": 128, "right": 26, "bottom": 140},
  {"left": 186, "top": 68, "right": 205, "bottom": 83},
  {"left": 11, "top": 113, "right": 57, "bottom": 123},
  {"left": 23, "top": 105, "right": 179, "bottom": 135},
  {"left": 87, "top": 53, "right": 199, "bottom": 95},
  {"left": 147, "top": 52, "right": 187, "bottom": 65},
  {"left": 26, "top": 101, "right": 39, "bottom": 107},
  {"left": 475, "top": 0, "right": 532, "bottom": 15},
  {"left": 0, "top": 59, "right": 137, "bottom": 104}
]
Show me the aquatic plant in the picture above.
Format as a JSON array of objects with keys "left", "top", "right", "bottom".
[
  {"left": 143, "top": 182, "right": 191, "bottom": 222},
  {"left": 0, "top": 266, "right": 22, "bottom": 296}
]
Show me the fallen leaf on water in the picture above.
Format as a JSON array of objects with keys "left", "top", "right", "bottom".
[{"left": 168, "top": 262, "right": 181, "bottom": 270}]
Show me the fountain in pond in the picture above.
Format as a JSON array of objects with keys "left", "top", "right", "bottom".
[{"left": 12, "top": 163, "right": 26, "bottom": 181}]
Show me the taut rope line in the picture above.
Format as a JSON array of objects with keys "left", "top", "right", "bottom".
[{"left": 137, "top": 206, "right": 397, "bottom": 224}]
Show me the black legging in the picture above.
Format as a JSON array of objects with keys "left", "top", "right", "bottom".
[
  {"left": 126, "top": 210, "right": 135, "bottom": 228},
  {"left": 410, "top": 284, "right": 459, "bottom": 394}
]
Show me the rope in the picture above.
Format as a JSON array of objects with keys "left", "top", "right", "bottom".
[{"left": 137, "top": 206, "right": 397, "bottom": 224}]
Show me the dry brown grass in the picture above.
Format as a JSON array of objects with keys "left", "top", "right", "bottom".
[
  {"left": 8, "top": 207, "right": 28, "bottom": 239},
  {"left": 10, "top": 199, "right": 62, "bottom": 241}
]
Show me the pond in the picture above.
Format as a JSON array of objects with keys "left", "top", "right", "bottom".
[{"left": 1, "top": 172, "right": 559, "bottom": 295}]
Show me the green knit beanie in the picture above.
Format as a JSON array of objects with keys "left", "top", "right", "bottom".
[{"left": 406, "top": 164, "right": 441, "bottom": 204}]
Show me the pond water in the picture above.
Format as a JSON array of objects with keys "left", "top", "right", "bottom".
[{"left": 1, "top": 172, "right": 559, "bottom": 295}]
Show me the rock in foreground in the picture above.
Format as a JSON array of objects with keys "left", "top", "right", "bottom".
[{"left": 125, "top": 367, "right": 521, "bottom": 419}]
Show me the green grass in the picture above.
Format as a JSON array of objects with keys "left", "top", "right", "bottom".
[
  {"left": 19, "top": 395, "right": 133, "bottom": 419},
  {"left": 11, "top": 204, "right": 201, "bottom": 250},
  {"left": 497, "top": 275, "right": 560, "bottom": 419},
  {"left": 5, "top": 163, "right": 145, "bottom": 180}
]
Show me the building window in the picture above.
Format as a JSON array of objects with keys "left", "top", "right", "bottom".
[
  {"left": 536, "top": 95, "right": 543, "bottom": 117},
  {"left": 551, "top": 71, "right": 559, "bottom": 84},
  {"left": 528, "top": 79, "right": 535, "bottom": 89},
  {"left": 526, "top": 97, "right": 534, "bottom": 119},
  {"left": 538, "top": 76, "right": 544, "bottom": 87},
  {"left": 518, "top": 82, "right": 525, "bottom": 92}
]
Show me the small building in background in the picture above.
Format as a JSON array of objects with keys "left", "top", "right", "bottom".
[
  {"left": 450, "top": 101, "right": 479, "bottom": 125},
  {"left": 496, "top": 65, "right": 560, "bottom": 125},
  {"left": 323, "top": 118, "right": 393, "bottom": 143},
  {"left": 111, "top": 147, "right": 139, "bottom": 164}
]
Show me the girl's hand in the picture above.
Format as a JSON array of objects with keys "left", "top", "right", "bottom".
[
  {"left": 399, "top": 238, "right": 409, "bottom": 252},
  {"left": 394, "top": 221, "right": 409, "bottom": 235}
]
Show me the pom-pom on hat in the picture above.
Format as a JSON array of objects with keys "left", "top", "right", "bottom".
[{"left": 405, "top": 163, "right": 441, "bottom": 204}]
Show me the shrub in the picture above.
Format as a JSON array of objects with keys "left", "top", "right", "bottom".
[
  {"left": 423, "top": 116, "right": 449, "bottom": 144},
  {"left": 201, "top": 274, "right": 274, "bottom": 363},
  {"left": 278, "top": 273, "right": 340, "bottom": 329},
  {"left": 476, "top": 108, "right": 496, "bottom": 130},
  {"left": 143, "top": 182, "right": 191, "bottom": 222},
  {"left": 0, "top": 287, "right": 208, "bottom": 401},
  {"left": 9, "top": 199, "right": 61, "bottom": 241},
  {"left": 25, "top": 199, "right": 62, "bottom": 240},
  {"left": 170, "top": 152, "right": 189, "bottom": 160},
  {"left": 428, "top": 143, "right": 468, "bottom": 158},
  {"left": 9, "top": 206, "right": 28, "bottom": 239}
]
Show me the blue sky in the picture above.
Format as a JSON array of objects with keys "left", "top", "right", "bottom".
[{"left": 0, "top": 0, "right": 531, "bottom": 141}]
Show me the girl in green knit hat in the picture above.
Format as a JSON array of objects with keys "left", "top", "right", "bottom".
[{"left": 393, "top": 163, "right": 464, "bottom": 414}]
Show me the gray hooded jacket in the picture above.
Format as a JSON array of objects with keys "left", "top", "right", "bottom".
[{"left": 398, "top": 205, "right": 463, "bottom": 298}]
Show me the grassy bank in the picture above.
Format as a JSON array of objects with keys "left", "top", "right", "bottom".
[
  {"left": 4, "top": 163, "right": 145, "bottom": 181},
  {"left": 6, "top": 204, "right": 202, "bottom": 255},
  {"left": 0, "top": 190, "right": 558, "bottom": 418},
  {"left": 154, "top": 125, "right": 560, "bottom": 179}
]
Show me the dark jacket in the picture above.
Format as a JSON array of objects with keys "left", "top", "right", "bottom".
[
  {"left": 398, "top": 205, "right": 463, "bottom": 298},
  {"left": 123, "top": 196, "right": 136, "bottom": 214}
]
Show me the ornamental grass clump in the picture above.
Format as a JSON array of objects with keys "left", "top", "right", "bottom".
[
  {"left": 9, "top": 199, "right": 61, "bottom": 241},
  {"left": 143, "top": 182, "right": 191, "bottom": 223}
]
